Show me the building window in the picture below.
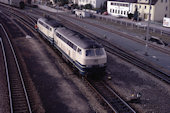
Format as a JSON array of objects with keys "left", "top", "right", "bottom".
[
  {"left": 121, "top": 11, "right": 123, "bottom": 14},
  {"left": 165, "top": 14, "right": 167, "bottom": 17},
  {"left": 115, "top": 10, "right": 117, "bottom": 13},
  {"left": 110, "top": 9, "right": 112, "bottom": 12},
  {"left": 113, "top": 9, "right": 114, "bottom": 13},
  {"left": 166, "top": 6, "right": 168, "bottom": 11},
  {"left": 144, "top": 13, "right": 147, "bottom": 19},
  {"left": 139, "top": 5, "right": 141, "bottom": 8},
  {"left": 124, "top": 11, "right": 126, "bottom": 15},
  {"left": 118, "top": 10, "right": 120, "bottom": 14},
  {"left": 145, "top": 6, "right": 146, "bottom": 9}
]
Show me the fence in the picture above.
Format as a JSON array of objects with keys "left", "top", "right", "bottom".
[{"left": 93, "top": 14, "right": 170, "bottom": 37}]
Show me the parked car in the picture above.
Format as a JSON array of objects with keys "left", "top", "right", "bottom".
[
  {"left": 102, "top": 11, "right": 108, "bottom": 15},
  {"left": 145, "top": 36, "right": 168, "bottom": 47}
]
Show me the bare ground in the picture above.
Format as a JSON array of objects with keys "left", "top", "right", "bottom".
[
  {"left": 105, "top": 53, "right": 170, "bottom": 113},
  {"left": 14, "top": 34, "right": 107, "bottom": 113}
]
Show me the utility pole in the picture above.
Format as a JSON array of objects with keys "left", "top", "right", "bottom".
[{"left": 145, "top": 0, "right": 152, "bottom": 56}]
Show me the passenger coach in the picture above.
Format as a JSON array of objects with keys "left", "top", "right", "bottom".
[{"left": 37, "top": 17, "right": 107, "bottom": 75}]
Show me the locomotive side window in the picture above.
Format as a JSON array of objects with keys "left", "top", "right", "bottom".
[
  {"left": 73, "top": 45, "right": 77, "bottom": 51},
  {"left": 39, "top": 21, "right": 44, "bottom": 25},
  {"left": 77, "top": 48, "right": 82, "bottom": 55},
  {"left": 56, "top": 32, "right": 77, "bottom": 51}
]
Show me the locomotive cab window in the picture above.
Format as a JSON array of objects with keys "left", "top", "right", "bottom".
[
  {"left": 86, "top": 49, "right": 95, "bottom": 56},
  {"left": 95, "top": 48, "right": 104, "bottom": 56},
  {"left": 77, "top": 48, "right": 82, "bottom": 55}
]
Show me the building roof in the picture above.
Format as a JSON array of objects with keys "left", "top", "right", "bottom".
[
  {"left": 148, "top": 0, "right": 158, "bottom": 5},
  {"left": 39, "top": 17, "right": 63, "bottom": 28},
  {"left": 109, "top": 0, "right": 158, "bottom": 5},
  {"left": 108, "top": 0, "right": 137, "bottom": 3}
]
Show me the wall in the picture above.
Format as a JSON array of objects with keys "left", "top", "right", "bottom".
[
  {"left": 78, "top": 0, "right": 106, "bottom": 8},
  {"left": 154, "top": 0, "right": 169, "bottom": 21},
  {"left": 107, "top": 1, "right": 132, "bottom": 17},
  {"left": 132, "top": 3, "right": 155, "bottom": 21}
]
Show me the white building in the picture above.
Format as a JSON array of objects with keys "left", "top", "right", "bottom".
[
  {"left": 77, "top": 0, "right": 107, "bottom": 8},
  {"left": 72, "top": 0, "right": 78, "bottom": 4},
  {"left": 107, "top": 0, "right": 137, "bottom": 17}
]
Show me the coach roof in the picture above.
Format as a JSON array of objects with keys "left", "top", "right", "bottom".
[
  {"left": 38, "top": 17, "right": 62, "bottom": 28},
  {"left": 56, "top": 27, "right": 102, "bottom": 49}
]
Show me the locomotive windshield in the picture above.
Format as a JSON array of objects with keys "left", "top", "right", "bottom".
[{"left": 86, "top": 48, "right": 104, "bottom": 56}]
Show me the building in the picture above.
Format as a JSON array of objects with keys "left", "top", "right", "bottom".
[
  {"left": 107, "top": 0, "right": 137, "bottom": 17},
  {"left": 72, "top": 0, "right": 78, "bottom": 4},
  {"left": 77, "top": 0, "right": 107, "bottom": 8},
  {"left": 134, "top": 0, "right": 170, "bottom": 21},
  {"left": 107, "top": 0, "right": 170, "bottom": 21}
]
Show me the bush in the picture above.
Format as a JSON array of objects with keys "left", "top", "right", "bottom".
[
  {"left": 128, "top": 13, "right": 133, "bottom": 19},
  {"left": 85, "top": 4, "right": 92, "bottom": 9}
]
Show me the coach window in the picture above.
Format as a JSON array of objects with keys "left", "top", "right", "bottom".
[
  {"left": 73, "top": 45, "right": 77, "bottom": 51},
  {"left": 77, "top": 48, "right": 82, "bottom": 55},
  {"left": 46, "top": 25, "right": 49, "bottom": 30}
]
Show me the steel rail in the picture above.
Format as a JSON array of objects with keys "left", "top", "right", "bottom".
[
  {"left": 102, "top": 82, "right": 136, "bottom": 113},
  {"left": 84, "top": 79, "right": 118, "bottom": 113},
  {"left": 0, "top": 24, "right": 32, "bottom": 113},
  {"left": 0, "top": 37, "right": 13, "bottom": 113},
  {"left": 85, "top": 79, "right": 136, "bottom": 113},
  {"left": 0, "top": 5, "right": 36, "bottom": 32}
]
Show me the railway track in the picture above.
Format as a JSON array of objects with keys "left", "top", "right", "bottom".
[
  {"left": 0, "top": 24, "right": 32, "bottom": 113},
  {"left": 55, "top": 15, "right": 170, "bottom": 84},
  {"left": 85, "top": 79, "right": 136, "bottom": 113},
  {"left": 25, "top": 9, "right": 170, "bottom": 82},
  {"left": 0, "top": 4, "right": 37, "bottom": 32},
  {"left": 58, "top": 13, "right": 170, "bottom": 55}
]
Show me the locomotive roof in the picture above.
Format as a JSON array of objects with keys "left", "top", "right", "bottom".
[
  {"left": 56, "top": 27, "right": 102, "bottom": 49},
  {"left": 38, "top": 17, "right": 62, "bottom": 28}
]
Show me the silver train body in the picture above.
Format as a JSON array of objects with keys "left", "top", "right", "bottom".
[
  {"left": 37, "top": 17, "right": 107, "bottom": 75},
  {"left": 0, "top": 0, "right": 24, "bottom": 8}
]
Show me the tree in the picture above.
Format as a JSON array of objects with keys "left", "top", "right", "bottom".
[
  {"left": 72, "top": 4, "right": 79, "bottom": 9},
  {"left": 85, "top": 4, "right": 92, "bottom": 9},
  {"left": 80, "top": 5, "right": 85, "bottom": 9},
  {"left": 133, "top": 7, "right": 139, "bottom": 21},
  {"left": 128, "top": 13, "right": 134, "bottom": 19},
  {"left": 55, "top": 0, "right": 68, "bottom": 6},
  {"left": 103, "top": 1, "right": 107, "bottom": 11}
]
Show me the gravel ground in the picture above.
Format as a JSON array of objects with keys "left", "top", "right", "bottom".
[
  {"left": 14, "top": 34, "right": 107, "bottom": 113},
  {"left": 105, "top": 52, "right": 170, "bottom": 113},
  {"left": 0, "top": 43, "right": 10, "bottom": 113}
]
